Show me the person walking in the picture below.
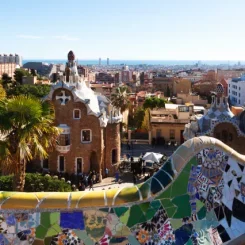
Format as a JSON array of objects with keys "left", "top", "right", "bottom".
[{"left": 133, "top": 174, "right": 137, "bottom": 184}]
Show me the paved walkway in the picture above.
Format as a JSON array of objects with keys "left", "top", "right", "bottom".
[{"left": 82, "top": 144, "right": 178, "bottom": 192}]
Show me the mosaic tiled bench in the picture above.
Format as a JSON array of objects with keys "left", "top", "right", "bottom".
[{"left": 0, "top": 136, "right": 245, "bottom": 245}]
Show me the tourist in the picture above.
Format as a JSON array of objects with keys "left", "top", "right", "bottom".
[
  {"left": 127, "top": 141, "right": 130, "bottom": 150},
  {"left": 89, "top": 179, "right": 94, "bottom": 191},
  {"left": 105, "top": 168, "right": 109, "bottom": 177},
  {"left": 115, "top": 171, "right": 119, "bottom": 182},
  {"left": 133, "top": 174, "right": 137, "bottom": 184}
]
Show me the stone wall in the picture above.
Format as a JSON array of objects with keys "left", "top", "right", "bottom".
[{"left": 1, "top": 137, "right": 245, "bottom": 244}]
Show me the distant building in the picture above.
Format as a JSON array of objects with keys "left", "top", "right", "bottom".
[
  {"left": 95, "top": 72, "right": 114, "bottom": 83},
  {"left": 77, "top": 66, "right": 89, "bottom": 78},
  {"left": 90, "top": 83, "right": 116, "bottom": 98},
  {"left": 0, "top": 54, "right": 22, "bottom": 66},
  {"left": 107, "top": 58, "right": 109, "bottom": 66},
  {"left": 23, "top": 62, "right": 56, "bottom": 78},
  {"left": 99, "top": 58, "right": 101, "bottom": 66},
  {"left": 192, "top": 80, "right": 217, "bottom": 96},
  {"left": 228, "top": 74, "right": 245, "bottom": 106},
  {"left": 0, "top": 63, "right": 16, "bottom": 79},
  {"left": 121, "top": 66, "right": 132, "bottom": 83},
  {"left": 150, "top": 104, "right": 196, "bottom": 145},
  {"left": 216, "top": 69, "right": 244, "bottom": 82}
]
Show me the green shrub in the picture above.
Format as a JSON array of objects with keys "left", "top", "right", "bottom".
[{"left": 0, "top": 173, "right": 72, "bottom": 192}]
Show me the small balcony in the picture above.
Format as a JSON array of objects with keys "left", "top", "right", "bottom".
[{"left": 56, "top": 145, "right": 71, "bottom": 153}]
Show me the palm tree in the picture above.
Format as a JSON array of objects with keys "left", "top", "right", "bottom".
[
  {"left": 111, "top": 86, "right": 131, "bottom": 113},
  {"left": 0, "top": 95, "right": 60, "bottom": 191}
]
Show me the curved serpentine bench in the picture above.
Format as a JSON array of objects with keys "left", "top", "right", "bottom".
[
  {"left": 0, "top": 136, "right": 244, "bottom": 211},
  {"left": 0, "top": 136, "right": 245, "bottom": 245}
]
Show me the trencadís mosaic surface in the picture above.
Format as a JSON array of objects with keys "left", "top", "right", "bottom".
[{"left": 0, "top": 136, "right": 245, "bottom": 245}]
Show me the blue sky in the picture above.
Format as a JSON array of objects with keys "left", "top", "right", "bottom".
[{"left": 0, "top": 0, "right": 245, "bottom": 60}]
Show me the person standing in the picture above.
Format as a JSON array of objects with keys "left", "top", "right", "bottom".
[
  {"left": 89, "top": 179, "right": 94, "bottom": 191},
  {"left": 105, "top": 168, "right": 109, "bottom": 177}
]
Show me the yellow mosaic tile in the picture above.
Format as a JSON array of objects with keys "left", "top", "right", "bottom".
[
  {"left": 38, "top": 192, "right": 69, "bottom": 209},
  {"left": 77, "top": 191, "right": 105, "bottom": 208},
  {"left": 1, "top": 193, "right": 38, "bottom": 209}
]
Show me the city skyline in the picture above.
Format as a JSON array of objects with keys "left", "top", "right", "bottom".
[{"left": 1, "top": 0, "right": 245, "bottom": 60}]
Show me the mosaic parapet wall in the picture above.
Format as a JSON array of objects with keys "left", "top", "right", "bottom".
[{"left": 0, "top": 136, "right": 245, "bottom": 244}]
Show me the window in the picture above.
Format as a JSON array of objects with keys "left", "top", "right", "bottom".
[
  {"left": 170, "top": 129, "right": 175, "bottom": 139},
  {"left": 76, "top": 157, "right": 83, "bottom": 173},
  {"left": 112, "top": 149, "right": 117, "bottom": 164},
  {"left": 179, "top": 106, "right": 189, "bottom": 112},
  {"left": 42, "top": 159, "right": 49, "bottom": 169},
  {"left": 81, "top": 129, "right": 92, "bottom": 143},
  {"left": 58, "top": 156, "right": 65, "bottom": 172},
  {"left": 73, "top": 109, "right": 81, "bottom": 119},
  {"left": 57, "top": 134, "right": 70, "bottom": 146}
]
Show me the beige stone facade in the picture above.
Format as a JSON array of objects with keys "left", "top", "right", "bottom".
[{"left": 0, "top": 63, "right": 16, "bottom": 79}]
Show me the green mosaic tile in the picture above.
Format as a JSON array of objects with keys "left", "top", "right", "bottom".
[
  {"left": 157, "top": 184, "right": 172, "bottom": 199},
  {"left": 170, "top": 219, "right": 183, "bottom": 229},
  {"left": 138, "top": 180, "right": 151, "bottom": 199},
  {"left": 119, "top": 209, "right": 130, "bottom": 225},
  {"left": 36, "top": 225, "right": 48, "bottom": 239},
  {"left": 196, "top": 199, "right": 204, "bottom": 212},
  {"left": 50, "top": 212, "right": 59, "bottom": 225},
  {"left": 150, "top": 199, "right": 162, "bottom": 209},
  {"left": 46, "top": 223, "right": 61, "bottom": 237},
  {"left": 186, "top": 239, "right": 193, "bottom": 245},
  {"left": 40, "top": 213, "right": 51, "bottom": 228},
  {"left": 160, "top": 198, "right": 175, "bottom": 209},
  {"left": 170, "top": 171, "right": 190, "bottom": 197},
  {"left": 74, "top": 230, "right": 94, "bottom": 245},
  {"left": 114, "top": 207, "right": 128, "bottom": 217},
  {"left": 139, "top": 202, "right": 150, "bottom": 213},
  {"left": 145, "top": 207, "right": 159, "bottom": 220},
  {"left": 127, "top": 205, "right": 145, "bottom": 228},
  {"left": 165, "top": 206, "right": 177, "bottom": 218},
  {"left": 197, "top": 206, "right": 207, "bottom": 220},
  {"left": 99, "top": 208, "right": 109, "bottom": 213},
  {"left": 172, "top": 194, "right": 191, "bottom": 218}
]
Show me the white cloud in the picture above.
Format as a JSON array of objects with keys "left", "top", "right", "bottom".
[
  {"left": 52, "top": 35, "right": 80, "bottom": 41},
  {"left": 17, "top": 35, "right": 42, "bottom": 39}
]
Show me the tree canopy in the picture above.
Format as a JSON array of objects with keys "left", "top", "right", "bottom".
[
  {"left": 0, "top": 73, "right": 12, "bottom": 89},
  {"left": 0, "top": 84, "right": 6, "bottom": 99},
  {"left": 143, "top": 97, "right": 166, "bottom": 110},
  {"left": 14, "top": 68, "right": 30, "bottom": 84},
  {"left": 6, "top": 84, "right": 51, "bottom": 98}
]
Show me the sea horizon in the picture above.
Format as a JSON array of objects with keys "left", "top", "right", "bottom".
[{"left": 22, "top": 59, "right": 244, "bottom": 66}]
